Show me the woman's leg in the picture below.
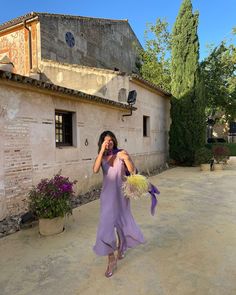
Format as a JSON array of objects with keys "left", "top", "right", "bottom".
[
  {"left": 116, "top": 227, "right": 125, "bottom": 260},
  {"left": 105, "top": 252, "right": 117, "bottom": 278}
]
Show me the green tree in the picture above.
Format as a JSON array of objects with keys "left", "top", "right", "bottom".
[
  {"left": 169, "top": 0, "right": 205, "bottom": 165},
  {"left": 201, "top": 41, "right": 236, "bottom": 124},
  {"left": 139, "top": 18, "right": 171, "bottom": 92}
]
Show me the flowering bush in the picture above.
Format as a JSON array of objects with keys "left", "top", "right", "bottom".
[
  {"left": 212, "top": 145, "right": 230, "bottom": 163},
  {"left": 29, "top": 172, "right": 77, "bottom": 219}
]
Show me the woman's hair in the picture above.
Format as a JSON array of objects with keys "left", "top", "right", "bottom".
[{"left": 98, "top": 130, "right": 118, "bottom": 153}]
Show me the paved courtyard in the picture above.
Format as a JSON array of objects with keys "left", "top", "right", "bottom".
[{"left": 0, "top": 160, "right": 236, "bottom": 295}]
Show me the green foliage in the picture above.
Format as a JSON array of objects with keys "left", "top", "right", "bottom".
[
  {"left": 169, "top": 90, "right": 205, "bottom": 165},
  {"left": 139, "top": 18, "right": 171, "bottom": 92},
  {"left": 169, "top": 0, "right": 206, "bottom": 165},
  {"left": 205, "top": 143, "right": 236, "bottom": 156},
  {"left": 171, "top": 0, "right": 200, "bottom": 98},
  {"left": 201, "top": 42, "right": 236, "bottom": 123},
  {"left": 28, "top": 172, "right": 77, "bottom": 219},
  {"left": 29, "top": 192, "right": 71, "bottom": 219},
  {"left": 195, "top": 147, "right": 213, "bottom": 165}
]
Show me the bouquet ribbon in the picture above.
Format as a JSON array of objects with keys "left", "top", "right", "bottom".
[{"left": 148, "top": 183, "right": 160, "bottom": 216}]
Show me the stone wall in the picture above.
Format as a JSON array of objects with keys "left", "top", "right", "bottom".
[
  {"left": 0, "top": 78, "right": 170, "bottom": 219},
  {"left": 0, "top": 14, "right": 141, "bottom": 76},
  {"left": 39, "top": 15, "right": 141, "bottom": 73},
  {"left": 40, "top": 59, "right": 129, "bottom": 102},
  {"left": 123, "top": 80, "right": 170, "bottom": 159},
  {"left": 39, "top": 60, "right": 170, "bottom": 165}
]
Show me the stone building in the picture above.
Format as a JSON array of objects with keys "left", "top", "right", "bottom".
[
  {"left": 0, "top": 12, "right": 141, "bottom": 76},
  {"left": 0, "top": 13, "right": 171, "bottom": 220}
]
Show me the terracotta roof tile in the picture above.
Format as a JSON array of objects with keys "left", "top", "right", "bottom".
[
  {"left": 131, "top": 74, "right": 171, "bottom": 97},
  {"left": 0, "top": 12, "right": 128, "bottom": 31}
]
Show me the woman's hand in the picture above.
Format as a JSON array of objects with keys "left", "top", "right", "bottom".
[
  {"left": 118, "top": 150, "right": 130, "bottom": 161},
  {"left": 100, "top": 139, "right": 109, "bottom": 153},
  {"left": 118, "top": 150, "right": 136, "bottom": 174}
]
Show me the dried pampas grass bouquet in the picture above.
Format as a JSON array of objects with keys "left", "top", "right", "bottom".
[{"left": 122, "top": 174, "right": 149, "bottom": 199}]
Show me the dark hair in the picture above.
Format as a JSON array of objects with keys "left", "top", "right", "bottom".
[{"left": 98, "top": 130, "right": 118, "bottom": 153}]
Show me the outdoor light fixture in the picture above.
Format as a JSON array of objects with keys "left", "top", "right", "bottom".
[{"left": 122, "top": 90, "right": 137, "bottom": 120}]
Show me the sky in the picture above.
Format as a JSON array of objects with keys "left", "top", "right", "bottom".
[{"left": 0, "top": 0, "right": 235, "bottom": 60}]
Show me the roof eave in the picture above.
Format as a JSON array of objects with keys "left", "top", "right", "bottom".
[
  {"left": 0, "top": 70, "right": 135, "bottom": 111},
  {"left": 130, "top": 74, "right": 171, "bottom": 98},
  {"left": 0, "top": 12, "right": 38, "bottom": 32}
]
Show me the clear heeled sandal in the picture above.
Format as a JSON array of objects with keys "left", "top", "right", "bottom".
[
  {"left": 105, "top": 258, "right": 117, "bottom": 278},
  {"left": 117, "top": 250, "right": 125, "bottom": 260}
]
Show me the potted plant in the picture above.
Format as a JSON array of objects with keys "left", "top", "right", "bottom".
[
  {"left": 29, "top": 172, "right": 77, "bottom": 236},
  {"left": 212, "top": 145, "right": 230, "bottom": 170},
  {"left": 195, "top": 147, "right": 213, "bottom": 171}
]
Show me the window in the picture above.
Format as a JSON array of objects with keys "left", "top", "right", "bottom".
[
  {"left": 55, "top": 111, "right": 73, "bottom": 146},
  {"left": 143, "top": 116, "right": 150, "bottom": 137},
  {"left": 65, "top": 32, "right": 75, "bottom": 48}
]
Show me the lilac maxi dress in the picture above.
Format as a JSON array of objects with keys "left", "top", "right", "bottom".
[{"left": 93, "top": 156, "right": 145, "bottom": 256}]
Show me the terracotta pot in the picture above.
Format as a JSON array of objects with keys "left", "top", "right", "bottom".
[
  {"left": 213, "top": 163, "right": 224, "bottom": 171},
  {"left": 39, "top": 216, "right": 65, "bottom": 236},
  {"left": 200, "top": 164, "right": 211, "bottom": 171}
]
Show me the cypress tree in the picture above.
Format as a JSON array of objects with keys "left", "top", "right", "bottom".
[{"left": 169, "top": 0, "right": 205, "bottom": 165}]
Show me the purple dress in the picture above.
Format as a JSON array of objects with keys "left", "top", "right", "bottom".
[{"left": 93, "top": 156, "right": 145, "bottom": 256}]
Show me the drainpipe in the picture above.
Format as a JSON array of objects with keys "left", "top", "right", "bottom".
[{"left": 23, "top": 20, "right": 32, "bottom": 70}]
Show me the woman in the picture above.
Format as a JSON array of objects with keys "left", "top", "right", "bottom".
[{"left": 93, "top": 130, "right": 145, "bottom": 277}]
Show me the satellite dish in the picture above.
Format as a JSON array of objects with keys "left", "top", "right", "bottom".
[
  {"left": 127, "top": 90, "right": 137, "bottom": 105},
  {"left": 122, "top": 90, "right": 137, "bottom": 120}
]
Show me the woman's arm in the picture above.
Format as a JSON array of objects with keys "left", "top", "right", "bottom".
[
  {"left": 118, "top": 150, "right": 136, "bottom": 174},
  {"left": 93, "top": 151, "right": 103, "bottom": 173},
  {"left": 93, "top": 140, "right": 108, "bottom": 173}
]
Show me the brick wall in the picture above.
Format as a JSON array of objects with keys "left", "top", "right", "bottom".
[{"left": 4, "top": 121, "right": 33, "bottom": 215}]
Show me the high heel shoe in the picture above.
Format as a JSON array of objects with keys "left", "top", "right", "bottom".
[{"left": 105, "top": 259, "right": 117, "bottom": 278}]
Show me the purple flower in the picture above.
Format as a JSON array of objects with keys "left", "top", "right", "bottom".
[
  {"left": 60, "top": 183, "right": 72, "bottom": 192},
  {"left": 29, "top": 172, "right": 77, "bottom": 218}
]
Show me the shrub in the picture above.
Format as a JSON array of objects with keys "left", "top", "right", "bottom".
[
  {"left": 28, "top": 172, "right": 77, "bottom": 219},
  {"left": 195, "top": 147, "right": 213, "bottom": 165},
  {"left": 212, "top": 145, "right": 230, "bottom": 163},
  {"left": 205, "top": 143, "right": 236, "bottom": 156}
]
